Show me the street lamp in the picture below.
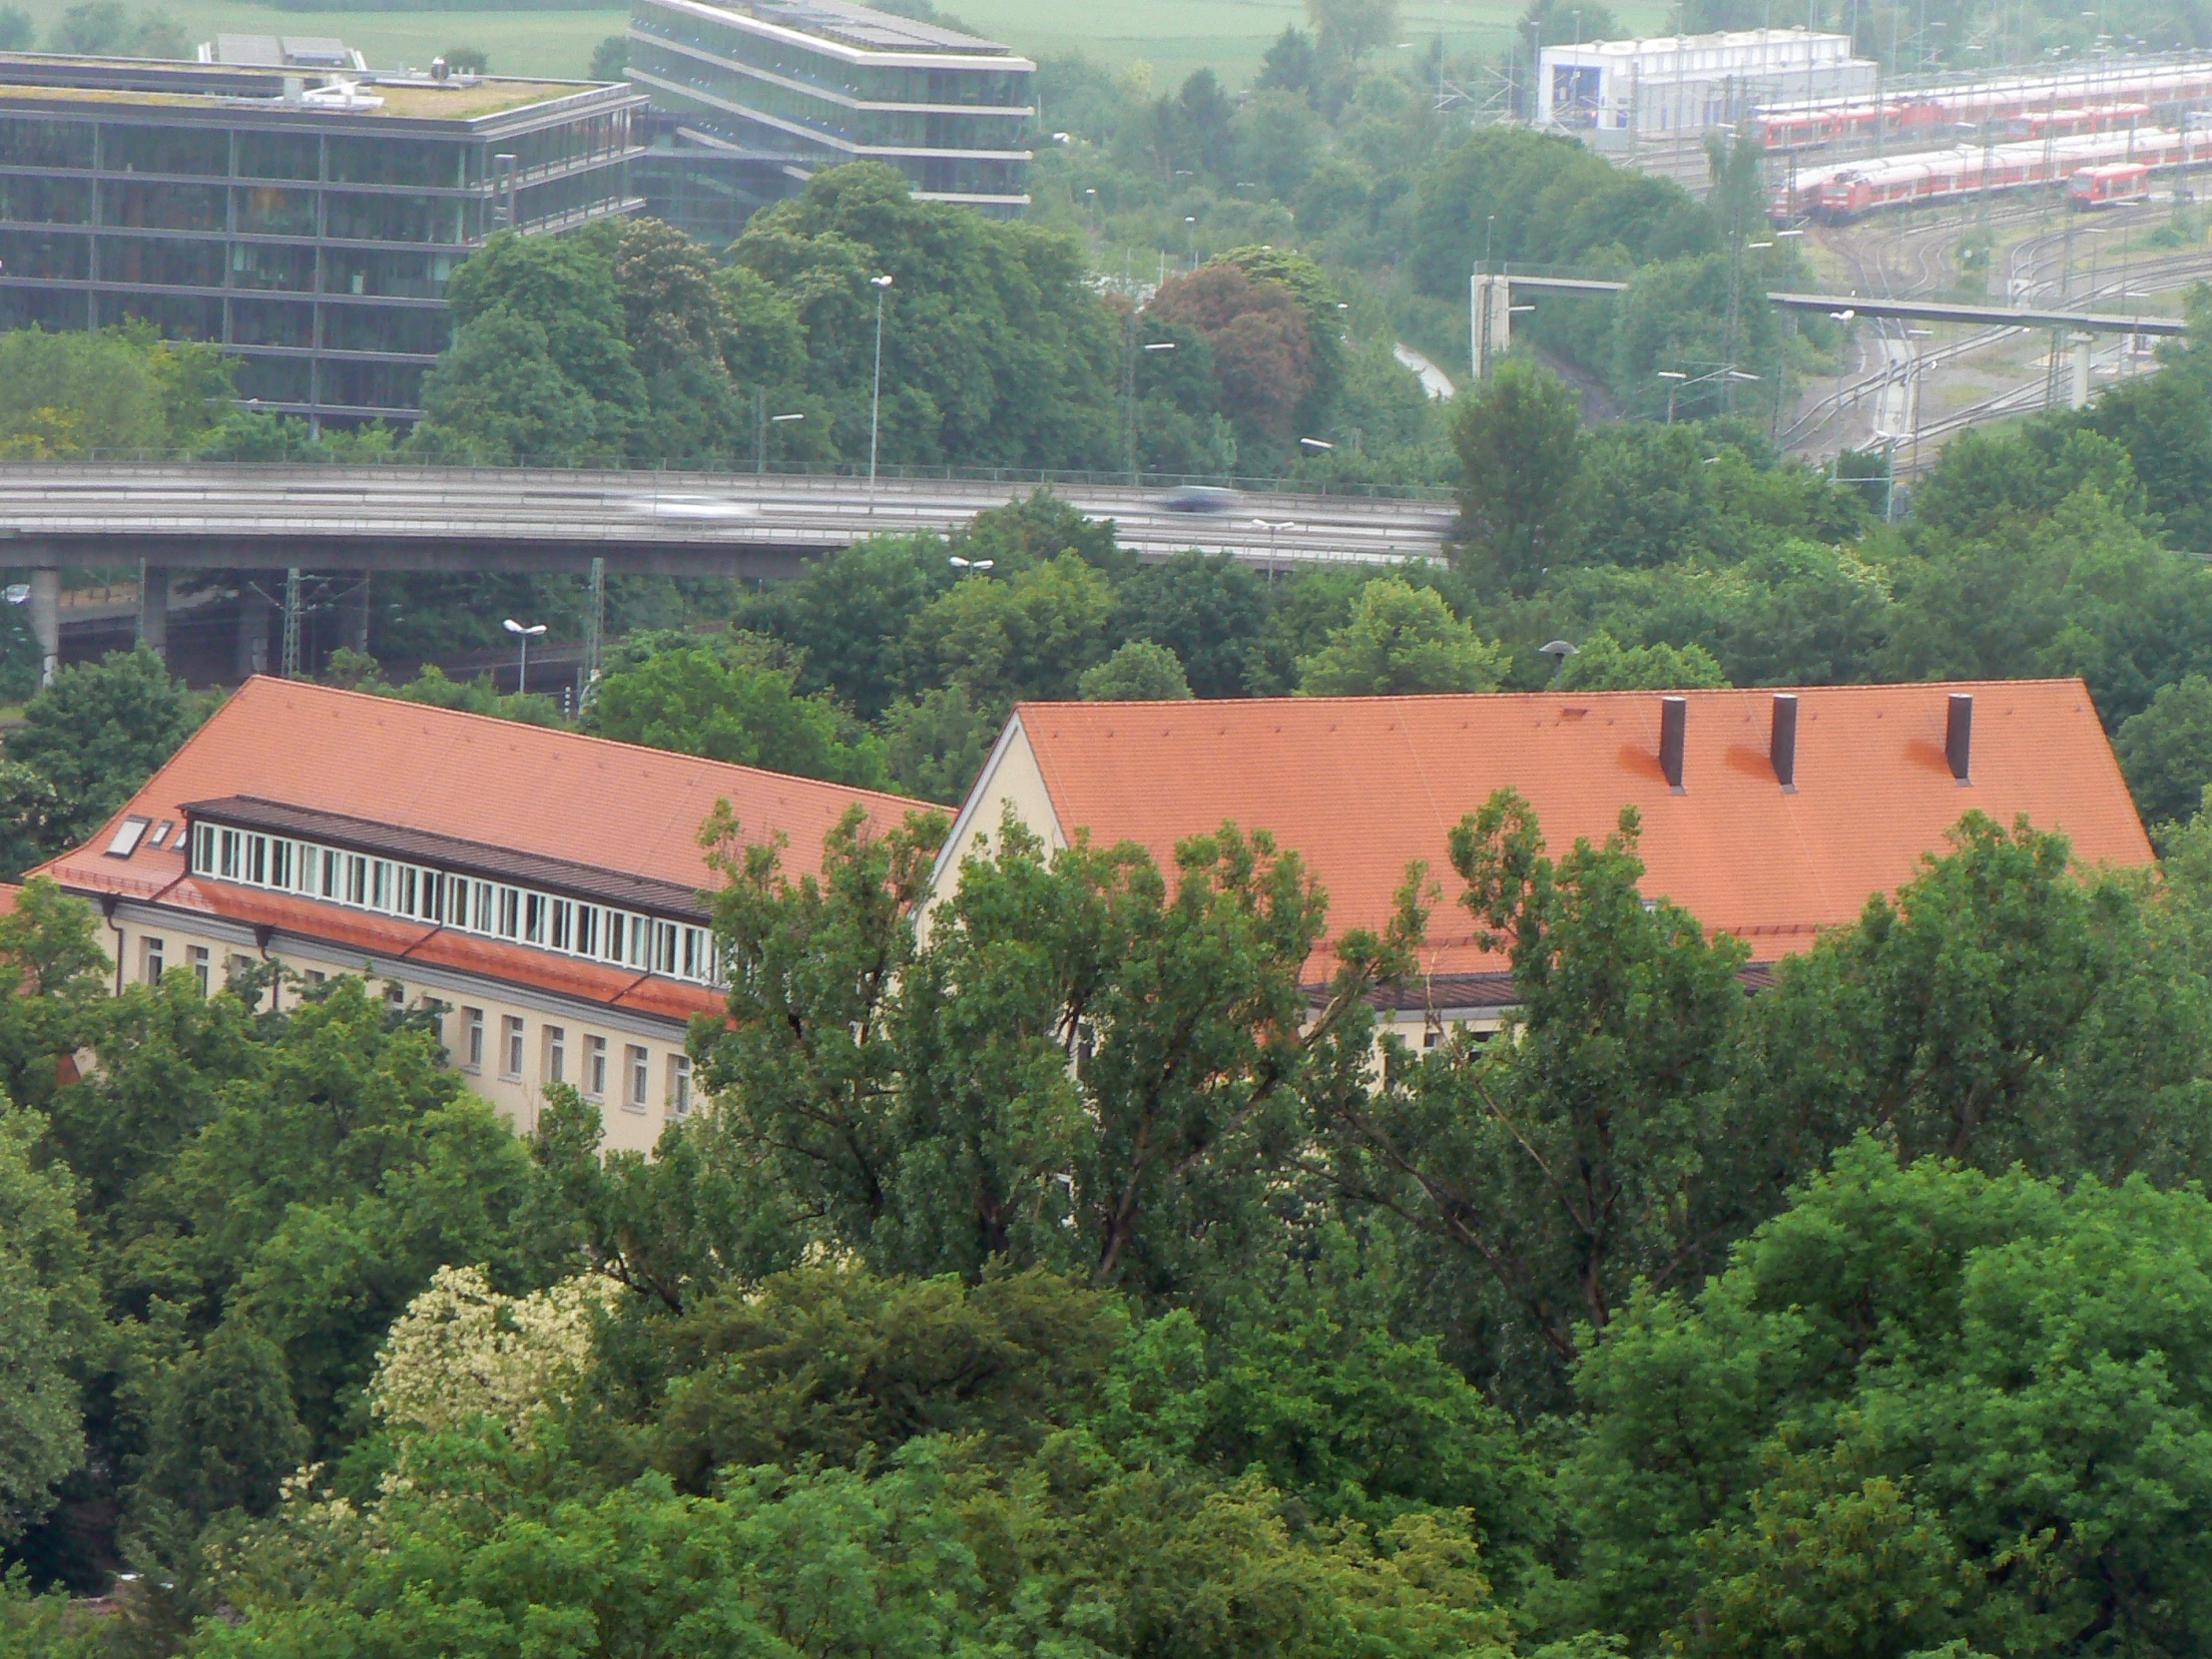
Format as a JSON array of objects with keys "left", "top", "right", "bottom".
[
  {"left": 1299, "top": 437, "right": 1335, "bottom": 450},
  {"left": 947, "top": 556, "right": 995, "bottom": 576},
  {"left": 1657, "top": 368, "right": 1687, "bottom": 422},
  {"left": 1539, "top": 638, "right": 1578, "bottom": 684},
  {"left": 1252, "top": 516, "right": 1294, "bottom": 582},
  {"left": 502, "top": 617, "right": 546, "bottom": 697},
  {"left": 1126, "top": 338, "right": 1175, "bottom": 483},
  {"left": 867, "top": 274, "right": 894, "bottom": 502},
  {"left": 757, "top": 410, "right": 803, "bottom": 474}
]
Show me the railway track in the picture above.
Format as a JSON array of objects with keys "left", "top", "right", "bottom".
[{"left": 1781, "top": 200, "right": 2212, "bottom": 452}]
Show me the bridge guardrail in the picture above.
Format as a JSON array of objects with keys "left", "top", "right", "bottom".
[{"left": 0, "top": 454, "right": 1459, "bottom": 504}]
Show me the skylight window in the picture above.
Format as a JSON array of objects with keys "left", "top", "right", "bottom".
[
  {"left": 105, "top": 817, "right": 152, "bottom": 858},
  {"left": 148, "top": 820, "right": 175, "bottom": 848}
]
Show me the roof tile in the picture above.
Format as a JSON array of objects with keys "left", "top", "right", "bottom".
[{"left": 1010, "top": 681, "right": 2151, "bottom": 976}]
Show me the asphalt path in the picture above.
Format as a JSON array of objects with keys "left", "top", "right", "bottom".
[{"left": 0, "top": 466, "right": 1457, "bottom": 573}]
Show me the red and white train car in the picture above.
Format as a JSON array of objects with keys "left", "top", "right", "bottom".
[
  {"left": 2067, "top": 160, "right": 2154, "bottom": 205},
  {"left": 1777, "top": 124, "right": 2212, "bottom": 220},
  {"left": 1747, "top": 58, "right": 2212, "bottom": 151}
]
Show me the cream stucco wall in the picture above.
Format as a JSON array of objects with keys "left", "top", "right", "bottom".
[
  {"left": 921, "top": 713, "right": 1063, "bottom": 935},
  {"left": 95, "top": 898, "right": 695, "bottom": 1158}
]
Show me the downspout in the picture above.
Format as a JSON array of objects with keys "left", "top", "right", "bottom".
[{"left": 100, "top": 895, "right": 122, "bottom": 997}]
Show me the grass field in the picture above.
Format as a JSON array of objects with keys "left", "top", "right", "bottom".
[
  {"left": 8, "top": 0, "right": 1676, "bottom": 90},
  {"left": 11, "top": 0, "right": 626, "bottom": 78},
  {"left": 953, "top": 0, "right": 1674, "bottom": 87}
]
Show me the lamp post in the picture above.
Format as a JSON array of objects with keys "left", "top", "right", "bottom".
[
  {"left": 1252, "top": 517, "right": 1294, "bottom": 583},
  {"left": 755, "top": 398, "right": 804, "bottom": 475},
  {"left": 502, "top": 617, "right": 546, "bottom": 697},
  {"left": 1124, "top": 336, "right": 1175, "bottom": 483},
  {"left": 947, "top": 556, "right": 995, "bottom": 577},
  {"left": 867, "top": 274, "right": 893, "bottom": 503}
]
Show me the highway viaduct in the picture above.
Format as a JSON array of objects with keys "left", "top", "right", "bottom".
[{"left": 0, "top": 465, "right": 1458, "bottom": 679}]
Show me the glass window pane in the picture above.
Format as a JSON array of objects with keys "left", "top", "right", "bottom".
[
  {"left": 100, "top": 236, "right": 225, "bottom": 287},
  {"left": 0, "top": 176, "right": 91, "bottom": 225},
  {"left": 103, "top": 181, "right": 225, "bottom": 233},
  {"left": 96, "top": 291, "right": 221, "bottom": 338},
  {"left": 233, "top": 297, "right": 313, "bottom": 347},
  {"left": 230, "top": 242, "right": 315, "bottom": 291},
  {"left": 233, "top": 353, "right": 311, "bottom": 403},
  {"left": 0, "top": 229, "right": 90, "bottom": 277},
  {"left": 236, "top": 131, "right": 318, "bottom": 181},
  {"left": 235, "top": 186, "right": 314, "bottom": 236},
  {"left": 102, "top": 124, "right": 229, "bottom": 176},
  {"left": 320, "top": 302, "right": 448, "bottom": 354},
  {"left": 0, "top": 117, "right": 93, "bottom": 170}
]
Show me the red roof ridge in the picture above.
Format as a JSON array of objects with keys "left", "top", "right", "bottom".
[
  {"left": 1014, "top": 679, "right": 2095, "bottom": 717},
  {"left": 229, "top": 676, "right": 927, "bottom": 816}
]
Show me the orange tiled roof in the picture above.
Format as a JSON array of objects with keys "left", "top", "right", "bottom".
[
  {"left": 40, "top": 676, "right": 926, "bottom": 1013},
  {"left": 1008, "top": 681, "right": 2152, "bottom": 978}
]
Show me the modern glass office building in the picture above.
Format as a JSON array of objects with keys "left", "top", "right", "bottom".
[
  {"left": 0, "top": 56, "right": 647, "bottom": 425},
  {"left": 626, "top": 0, "right": 1032, "bottom": 219}
]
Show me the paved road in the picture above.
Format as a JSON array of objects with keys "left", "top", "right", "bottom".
[{"left": 0, "top": 465, "right": 1457, "bottom": 576}]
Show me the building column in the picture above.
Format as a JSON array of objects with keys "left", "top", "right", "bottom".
[
  {"left": 28, "top": 567, "right": 59, "bottom": 687},
  {"left": 236, "top": 580, "right": 271, "bottom": 678},
  {"left": 137, "top": 561, "right": 169, "bottom": 663}
]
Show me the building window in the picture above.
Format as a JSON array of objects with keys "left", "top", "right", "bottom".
[
  {"left": 627, "top": 1044, "right": 650, "bottom": 1111},
  {"left": 501, "top": 1015, "right": 524, "bottom": 1080},
  {"left": 188, "top": 944, "right": 209, "bottom": 993},
  {"left": 585, "top": 1034, "right": 607, "bottom": 1099},
  {"left": 524, "top": 892, "right": 547, "bottom": 945},
  {"left": 218, "top": 829, "right": 241, "bottom": 877},
  {"left": 463, "top": 1006, "right": 484, "bottom": 1072},
  {"left": 141, "top": 935, "right": 164, "bottom": 984},
  {"left": 544, "top": 1025, "right": 566, "bottom": 1085},
  {"left": 303, "top": 969, "right": 326, "bottom": 987},
  {"left": 668, "top": 1053, "right": 692, "bottom": 1118},
  {"left": 498, "top": 887, "right": 521, "bottom": 939},
  {"left": 384, "top": 981, "right": 405, "bottom": 1010},
  {"left": 551, "top": 899, "right": 573, "bottom": 951},
  {"left": 345, "top": 853, "right": 367, "bottom": 905}
]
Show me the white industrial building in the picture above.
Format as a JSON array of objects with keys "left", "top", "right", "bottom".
[{"left": 1539, "top": 28, "right": 1878, "bottom": 149}]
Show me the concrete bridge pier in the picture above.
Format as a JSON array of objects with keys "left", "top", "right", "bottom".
[
  {"left": 26, "top": 565, "right": 58, "bottom": 687},
  {"left": 137, "top": 561, "right": 169, "bottom": 663},
  {"left": 236, "top": 579, "right": 271, "bottom": 678}
]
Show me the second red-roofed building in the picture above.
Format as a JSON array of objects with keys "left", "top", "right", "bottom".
[
  {"left": 932, "top": 681, "right": 2155, "bottom": 1044},
  {"left": 38, "top": 677, "right": 927, "bottom": 1155}
]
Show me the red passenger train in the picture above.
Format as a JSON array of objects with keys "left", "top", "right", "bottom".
[{"left": 1778, "top": 125, "right": 2210, "bottom": 221}]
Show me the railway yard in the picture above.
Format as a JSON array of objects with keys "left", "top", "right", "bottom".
[{"left": 1768, "top": 172, "right": 2212, "bottom": 473}]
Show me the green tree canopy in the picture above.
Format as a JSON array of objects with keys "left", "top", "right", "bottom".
[
  {"left": 1297, "top": 578, "right": 1506, "bottom": 696},
  {"left": 1080, "top": 640, "right": 1194, "bottom": 701},
  {"left": 3, "top": 649, "right": 211, "bottom": 877}
]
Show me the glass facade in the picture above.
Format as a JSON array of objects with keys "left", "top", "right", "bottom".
[
  {"left": 628, "top": 0, "right": 1032, "bottom": 215},
  {"left": 0, "top": 75, "right": 646, "bottom": 424}
]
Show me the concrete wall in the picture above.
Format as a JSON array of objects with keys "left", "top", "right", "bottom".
[{"left": 99, "top": 898, "right": 694, "bottom": 1157}]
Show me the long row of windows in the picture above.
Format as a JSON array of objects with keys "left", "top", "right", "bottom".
[
  {"left": 190, "top": 822, "right": 725, "bottom": 987},
  {"left": 633, "top": 2, "right": 1030, "bottom": 110},
  {"left": 0, "top": 113, "right": 639, "bottom": 188}
]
